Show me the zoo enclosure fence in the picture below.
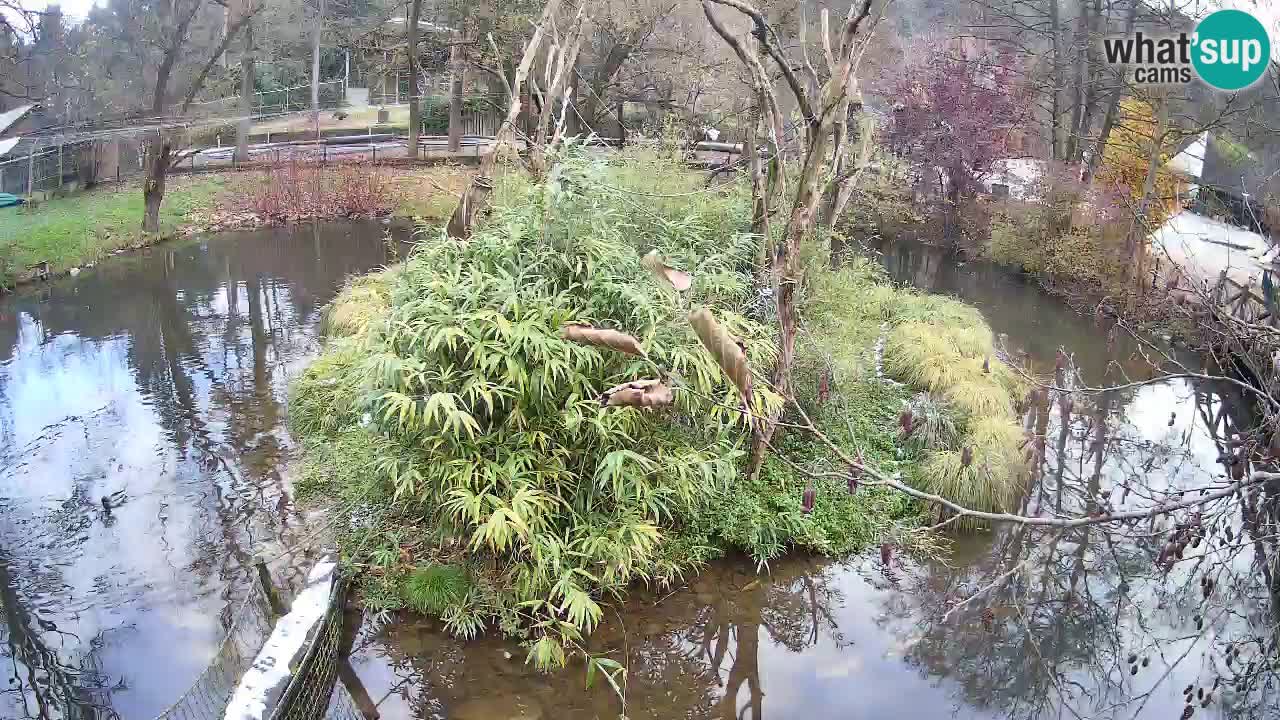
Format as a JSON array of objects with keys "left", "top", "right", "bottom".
[{"left": 152, "top": 565, "right": 364, "bottom": 720}]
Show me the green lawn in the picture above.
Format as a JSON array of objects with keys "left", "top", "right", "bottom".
[{"left": 0, "top": 176, "right": 230, "bottom": 288}]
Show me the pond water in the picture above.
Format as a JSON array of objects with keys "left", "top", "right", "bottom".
[
  {"left": 0, "top": 227, "right": 1272, "bottom": 720},
  {"left": 0, "top": 221, "right": 405, "bottom": 719}
]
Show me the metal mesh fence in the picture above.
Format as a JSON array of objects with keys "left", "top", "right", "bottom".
[
  {"left": 151, "top": 576, "right": 275, "bottom": 720},
  {"left": 182, "top": 80, "right": 348, "bottom": 122},
  {"left": 322, "top": 672, "right": 365, "bottom": 720},
  {"left": 0, "top": 137, "right": 145, "bottom": 197},
  {"left": 270, "top": 577, "right": 351, "bottom": 720}
]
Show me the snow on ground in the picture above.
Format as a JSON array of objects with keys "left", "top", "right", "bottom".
[{"left": 1150, "top": 209, "right": 1272, "bottom": 288}]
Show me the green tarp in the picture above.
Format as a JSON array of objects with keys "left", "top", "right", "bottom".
[{"left": 0, "top": 193, "right": 24, "bottom": 208}]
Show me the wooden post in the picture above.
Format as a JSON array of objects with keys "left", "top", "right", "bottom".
[
  {"left": 27, "top": 144, "right": 36, "bottom": 196},
  {"left": 57, "top": 143, "right": 64, "bottom": 192},
  {"left": 254, "top": 556, "right": 288, "bottom": 616}
]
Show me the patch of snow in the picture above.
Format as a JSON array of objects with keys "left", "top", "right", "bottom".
[
  {"left": 1150, "top": 210, "right": 1272, "bottom": 287},
  {"left": 0, "top": 105, "right": 32, "bottom": 136},
  {"left": 0, "top": 136, "right": 20, "bottom": 158},
  {"left": 223, "top": 557, "right": 337, "bottom": 720}
]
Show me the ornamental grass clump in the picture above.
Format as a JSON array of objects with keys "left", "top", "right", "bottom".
[{"left": 807, "top": 259, "right": 1029, "bottom": 525}]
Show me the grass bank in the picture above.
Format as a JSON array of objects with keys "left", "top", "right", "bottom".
[
  {"left": 288, "top": 149, "right": 1028, "bottom": 666},
  {"left": 0, "top": 164, "right": 472, "bottom": 289},
  {"left": 0, "top": 175, "right": 232, "bottom": 287}
]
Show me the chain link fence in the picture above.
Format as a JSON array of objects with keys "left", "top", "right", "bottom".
[
  {"left": 183, "top": 80, "right": 348, "bottom": 123},
  {"left": 151, "top": 576, "right": 276, "bottom": 720},
  {"left": 0, "top": 137, "right": 143, "bottom": 197},
  {"left": 269, "top": 577, "right": 356, "bottom": 720}
]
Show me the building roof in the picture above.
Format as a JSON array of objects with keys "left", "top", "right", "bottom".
[
  {"left": 0, "top": 137, "right": 20, "bottom": 158},
  {"left": 0, "top": 105, "right": 34, "bottom": 137},
  {"left": 1166, "top": 132, "right": 1206, "bottom": 179}
]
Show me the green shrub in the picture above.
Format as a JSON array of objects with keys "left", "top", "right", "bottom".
[
  {"left": 293, "top": 148, "right": 1032, "bottom": 666},
  {"left": 293, "top": 149, "right": 782, "bottom": 664},
  {"left": 404, "top": 564, "right": 472, "bottom": 614}
]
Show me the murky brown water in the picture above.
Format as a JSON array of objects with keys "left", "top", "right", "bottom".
[
  {"left": 0, "top": 221, "right": 405, "bottom": 719},
  {"left": 2, "top": 227, "right": 1274, "bottom": 720}
]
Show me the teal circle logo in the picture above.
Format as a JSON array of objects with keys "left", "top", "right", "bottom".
[{"left": 1192, "top": 9, "right": 1271, "bottom": 90}]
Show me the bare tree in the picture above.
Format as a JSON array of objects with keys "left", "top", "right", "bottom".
[
  {"left": 700, "top": 0, "right": 878, "bottom": 477},
  {"left": 528, "top": 5, "right": 588, "bottom": 178},
  {"left": 142, "top": 0, "right": 263, "bottom": 233},
  {"left": 444, "top": 0, "right": 563, "bottom": 239}
]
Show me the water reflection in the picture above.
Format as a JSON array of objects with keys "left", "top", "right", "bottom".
[
  {"left": 348, "top": 238, "right": 1279, "bottom": 719},
  {"left": 0, "top": 221, "right": 402, "bottom": 719}
]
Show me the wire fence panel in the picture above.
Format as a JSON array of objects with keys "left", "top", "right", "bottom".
[
  {"left": 0, "top": 138, "right": 144, "bottom": 196},
  {"left": 321, "top": 674, "right": 365, "bottom": 720},
  {"left": 181, "top": 80, "right": 349, "bottom": 122},
  {"left": 152, "top": 577, "right": 275, "bottom": 720},
  {"left": 269, "top": 578, "right": 350, "bottom": 720}
]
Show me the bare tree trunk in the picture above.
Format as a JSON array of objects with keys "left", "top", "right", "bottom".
[
  {"left": 406, "top": 0, "right": 423, "bottom": 159},
  {"left": 447, "top": 30, "right": 464, "bottom": 152},
  {"left": 1082, "top": 0, "right": 1137, "bottom": 184},
  {"left": 745, "top": 105, "right": 767, "bottom": 239},
  {"left": 1064, "top": 0, "right": 1087, "bottom": 163},
  {"left": 235, "top": 22, "right": 254, "bottom": 164},
  {"left": 564, "top": 72, "right": 579, "bottom": 138},
  {"left": 446, "top": 0, "right": 563, "bottom": 239},
  {"left": 1069, "top": 0, "right": 1102, "bottom": 165},
  {"left": 745, "top": 124, "right": 836, "bottom": 477},
  {"left": 311, "top": 0, "right": 325, "bottom": 139},
  {"left": 1048, "top": 0, "right": 1064, "bottom": 162},
  {"left": 142, "top": 134, "right": 172, "bottom": 233},
  {"left": 1129, "top": 95, "right": 1167, "bottom": 288}
]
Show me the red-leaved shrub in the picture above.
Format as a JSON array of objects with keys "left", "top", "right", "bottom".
[{"left": 240, "top": 160, "right": 399, "bottom": 224}]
